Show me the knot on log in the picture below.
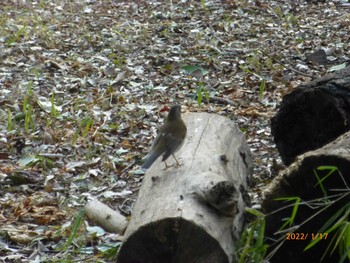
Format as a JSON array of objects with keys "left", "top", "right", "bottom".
[{"left": 192, "top": 172, "right": 239, "bottom": 217}]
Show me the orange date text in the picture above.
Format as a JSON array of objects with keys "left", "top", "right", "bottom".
[
  {"left": 286, "top": 233, "right": 308, "bottom": 240},
  {"left": 285, "top": 233, "right": 329, "bottom": 240}
]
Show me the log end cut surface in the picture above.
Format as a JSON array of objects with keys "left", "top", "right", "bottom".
[
  {"left": 117, "top": 218, "right": 228, "bottom": 263},
  {"left": 271, "top": 67, "right": 350, "bottom": 165},
  {"left": 271, "top": 88, "right": 349, "bottom": 165}
]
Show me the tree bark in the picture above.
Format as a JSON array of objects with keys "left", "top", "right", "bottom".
[
  {"left": 262, "top": 131, "right": 350, "bottom": 263},
  {"left": 117, "top": 112, "right": 252, "bottom": 263},
  {"left": 271, "top": 66, "right": 350, "bottom": 165}
]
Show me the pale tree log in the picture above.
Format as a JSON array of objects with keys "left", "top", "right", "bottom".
[
  {"left": 117, "top": 112, "right": 252, "bottom": 263},
  {"left": 262, "top": 131, "right": 350, "bottom": 263}
]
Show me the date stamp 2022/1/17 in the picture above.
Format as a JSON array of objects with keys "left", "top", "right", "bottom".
[{"left": 286, "top": 233, "right": 329, "bottom": 241}]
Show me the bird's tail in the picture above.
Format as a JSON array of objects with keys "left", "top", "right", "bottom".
[{"left": 141, "top": 151, "right": 161, "bottom": 169}]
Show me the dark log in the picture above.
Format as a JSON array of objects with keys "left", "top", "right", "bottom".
[
  {"left": 271, "top": 66, "right": 350, "bottom": 165},
  {"left": 262, "top": 131, "right": 350, "bottom": 263},
  {"left": 117, "top": 112, "right": 252, "bottom": 263}
]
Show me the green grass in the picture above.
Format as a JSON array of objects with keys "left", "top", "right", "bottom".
[{"left": 237, "top": 208, "right": 268, "bottom": 263}]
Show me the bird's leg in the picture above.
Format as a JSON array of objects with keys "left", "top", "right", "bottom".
[
  {"left": 163, "top": 160, "right": 173, "bottom": 170},
  {"left": 163, "top": 155, "right": 181, "bottom": 170},
  {"left": 172, "top": 154, "right": 181, "bottom": 167}
]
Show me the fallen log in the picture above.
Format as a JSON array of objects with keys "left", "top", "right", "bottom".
[
  {"left": 117, "top": 112, "right": 252, "bottom": 263},
  {"left": 271, "top": 66, "right": 350, "bottom": 165},
  {"left": 262, "top": 131, "right": 350, "bottom": 263}
]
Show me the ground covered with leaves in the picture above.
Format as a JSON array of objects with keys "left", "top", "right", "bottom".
[{"left": 0, "top": 0, "right": 349, "bottom": 262}]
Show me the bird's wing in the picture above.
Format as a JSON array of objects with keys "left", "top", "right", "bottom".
[
  {"left": 160, "top": 119, "right": 187, "bottom": 161},
  {"left": 161, "top": 132, "right": 184, "bottom": 161}
]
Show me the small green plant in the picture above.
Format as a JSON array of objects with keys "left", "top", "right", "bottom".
[
  {"left": 19, "top": 83, "right": 36, "bottom": 132},
  {"left": 285, "top": 13, "right": 298, "bottom": 27},
  {"left": 6, "top": 23, "right": 28, "bottom": 47},
  {"left": 182, "top": 65, "right": 209, "bottom": 106},
  {"left": 196, "top": 82, "right": 210, "bottom": 106},
  {"left": 7, "top": 109, "right": 13, "bottom": 131},
  {"left": 62, "top": 208, "right": 85, "bottom": 251},
  {"left": 259, "top": 79, "right": 266, "bottom": 101},
  {"left": 244, "top": 50, "right": 275, "bottom": 73},
  {"left": 24, "top": 104, "right": 34, "bottom": 132},
  {"left": 23, "top": 95, "right": 35, "bottom": 132},
  {"left": 313, "top": 165, "right": 339, "bottom": 199},
  {"left": 200, "top": 0, "right": 209, "bottom": 11},
  {"left": 100, "top": 242, "right": 121, "bottom": 261},
  {"left": 305, "top": 201, "right": 350, "bottom": 262},
  {"left": 50, "top": 91, "right": 59, "bottom": 119},
  {"left": 274, "top": 196, "right": 301, "bottom": 230},
  {"left": 272, "top": 6, "right": 283, "bottom": 18},
  {"left": 30, "top": 11, "right": 57, "bottom": 48},
  {"left": 38, "top": 0, "right": 47, "bottom": 9},
  {"left": 108, "top": 52, "right": 126, "bottom": 68},
  {"left": 240, "top": 65, "right": 267, "bottom": 101},
  {"left": 305, "top": 166, "right": 350, "bottom": 262},
  {"left": 18, "top": 155, "right": 54, "bottom": 170},
  {"left": 81, "top": 117, "right": 93, "bottom": 138},
  {"left": 272, "top": 6, "right": 298, "bottom": 28},
  {"left": 51, "top": 208, "right": 87, "bottom": 263},
  {"left": 237, "top": 208, "right": 268, "bottom": 263},
  {"left": 72, "top": 117, "right": 94, "bottom": 144},
  {"left": 245, "top": 54, "right": 263, "bottom": 73}
]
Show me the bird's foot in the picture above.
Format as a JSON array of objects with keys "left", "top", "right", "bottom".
[
  {"left": 163, "top": 161, "right": 174, "bottom": 170},
  {"left": 173, "top": 154, "right": 182, "bottom": 168}
]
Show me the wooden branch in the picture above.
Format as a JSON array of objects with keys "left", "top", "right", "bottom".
[{"left": 84, "top": 199, "right": 128, "bottom": 234}]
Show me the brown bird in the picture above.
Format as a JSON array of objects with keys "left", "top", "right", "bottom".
[{"left": 142, "top": 105, "right": 187, "bottom": 169}]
